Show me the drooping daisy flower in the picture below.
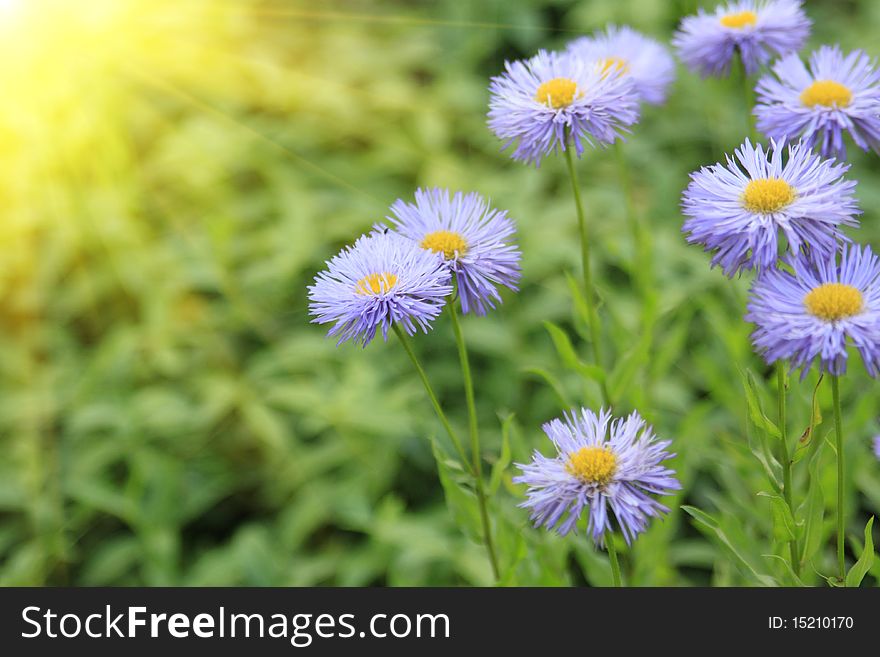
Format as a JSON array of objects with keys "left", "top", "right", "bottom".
[
  {"left": 308, "top": 232, "right": 453, "bottom": 346},
  {"left": 673, "top": 0, "right": 810, "bottom": 78},
  {"left": 513, "top": 408, "right": 680, "bottom": 546},
  {"left": 755, "top": 45, "right": 880, "bottom": 159},
  {"left": 385, "top": 188, "right": 521, "bottom": 316},
  {"left": 746, "top": 244, "right": 880, "bottom": 377},
  {"left": 682, "top": 139, "right": 859, "bottom": 277},
  {"left": 487, "top": 49, "right": 640, "bottom": 166},
  {"left": 566, "top": 25, "right": 676, "bottom": 105}
]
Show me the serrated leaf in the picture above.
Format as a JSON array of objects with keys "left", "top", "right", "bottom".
[{"left": 845, "top": 517, "right": 875, "bottom": 588}]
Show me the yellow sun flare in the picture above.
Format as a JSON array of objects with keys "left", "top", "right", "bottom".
[{"left": 0, "top": 0, "right": 253, "bottom": 316}]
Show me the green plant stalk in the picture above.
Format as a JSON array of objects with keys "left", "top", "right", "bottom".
[
  {"left": 392, "top": 324, "right": 471, "bottom": 472},
  {"left": 563, "top": 144, "right": 611, "bottom": 407},
  {"left": 605, "top": 533, "right": 622, "bottom": 587},
  {"left": 776, "top": 363, "right": 799, "bottom": 576},
  {"left": 448, "top": 300, "right": 501, "bottom": 581},
  {"left": 831, "top": 375, "right": 845, "bottom": 582}
]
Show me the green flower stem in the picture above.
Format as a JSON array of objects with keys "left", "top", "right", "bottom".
[
  {"left": 392, "top": 324, "right": 471, "bottom": 472},
  {"left": 448, "top": 300, "right": 501, "bottom": 582},
  {"left": 563, "top": 144, "right": 611, "bottom": 407},
  {"left": 776, "top": 363, "right": 799, "bottom": 576},
  {"left": 831, "top": 375, "right": 846, "bottom": 582},
  {"left": 605, "top": 533, "right": 622, "bottom": 587}
]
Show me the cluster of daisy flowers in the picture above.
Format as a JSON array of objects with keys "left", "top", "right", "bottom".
[
  {"left": 674, "top": 0, "right": 880, "bottom": 159},
  {"left": 309, "top": 188, "right": 521, "bottom": 346},
  {"left": 674, "top": 4, "right": 880, "bottom": 381},
  {"left": 674, "top": 0, "right": 880, "bottom": 584},
  {"left": 486, "top": 24, "right": 678, "bottom": 166},
  {"left": 487, "top": 23, "right": 685, "bottom": 551},
  {"left": 311, "top": 19, "right": 687, "bottom": 560},
  {"left": 674, "top": 0, "right": 810, "bottom": 77},
  {"left": 310, "top": 0, "right": 880, "bottom": 582}
]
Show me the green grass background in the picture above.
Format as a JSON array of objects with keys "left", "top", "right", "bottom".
[{"left": 1, "top": 0, "right": 878, "bottom": 586}]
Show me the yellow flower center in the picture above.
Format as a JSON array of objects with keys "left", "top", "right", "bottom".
[
  {"left": 804, "top": 283, "right": 864, "bottom": 321},
  {"left": 598, "top": 56, "right": 630, "bottom": 78},
  {"left": 355, "top": 272, "right": 398, "bottom": 296},
  {"left": 420, "top": 230, "right": 468, "bottom": 259},
  {"left": 800, "top": 80, "right": 853, "bottom": 108},
  {"left": 535, "top": 77, "right": 579, "bottom": 109},
  {"left": 565, "top": 446, "right": 618, "bottom": 486},
  {"left": 720, "top": 10, "right": 757, "bottom": 28},
  {"left": 742, "top": 178, "right": 796, "bottom": 213}
]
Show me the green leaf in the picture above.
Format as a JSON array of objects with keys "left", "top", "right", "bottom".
[
  {"left": 608, "top": 329, "right": 652, "bottom": 401},
  {"left": 742, "top": 370, "right": 781, "bottom": 439},
  {"left": 543, "top": 321, "right": 606, "bottom": 384},
  {"left": 681, "top": 505, "right": 719, "bottom": 530},
  {"left": 522, "top": 367, "right": 573, "bottom": 409},
  {"left": 682, "top": 505, "right": 775, "bottom": 585},
  {"left": 489, "top": 414, "right": 514, "bottom": 495},
  {"left": 757, "top": 492, "right": 797, "bottom": 543},
  {"left": 845, "top": 517, "right": 875, "bottom": 588},
  {"left": 494, "top": 514, "right": 527, "bottom": 586},
  {"left": 793, "top": 375, "right": 824, "bottom": 464},
  {"left": 762, "top": 554, "right": 806, "bottom": 587},
  {"left": 430, "top": 439, "right": 482, "bottom": 542},
  {"left": 564, "top": 272, "right": 591, "bottom": 333},
  {"left": 745, "top": 424, "right": 782, "bottom": 494},
  {"left": 800, "top": 449, "right": 825, "bottom": 563},
  {"left": 572, "top": 541, "right": 613, "bottom": 587}
]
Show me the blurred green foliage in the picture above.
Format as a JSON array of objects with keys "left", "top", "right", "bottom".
[{"left": 0, "top": 0, "right": 878, "bottom": 586}]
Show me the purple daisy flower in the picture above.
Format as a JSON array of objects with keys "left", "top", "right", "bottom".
[
  {"left": 755, "top": 45, "right": 880, "bottom": 159},
  {"left": 487, "top": 49, "right": 640, "bottom": 166},
  {"left": 567, "top": 25, "right": 676, "bottom": 106},
  {"left": 513, "top": 408, "right": 680, "bottom": 546},
  {"left": 308, "top": 232, "right": 453, "bottom": 347},
  {"left": 673, "top": 0, "right": 810, "bottom": 78},
  {"left": 682, "top": 139, "right": 859, "bottom": 277},
  {"left": 746, "top": 244, "right": 880, "bottom": 377},
  {"left": 385, "top": 188, "right": 521, "bottom": 316}
]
